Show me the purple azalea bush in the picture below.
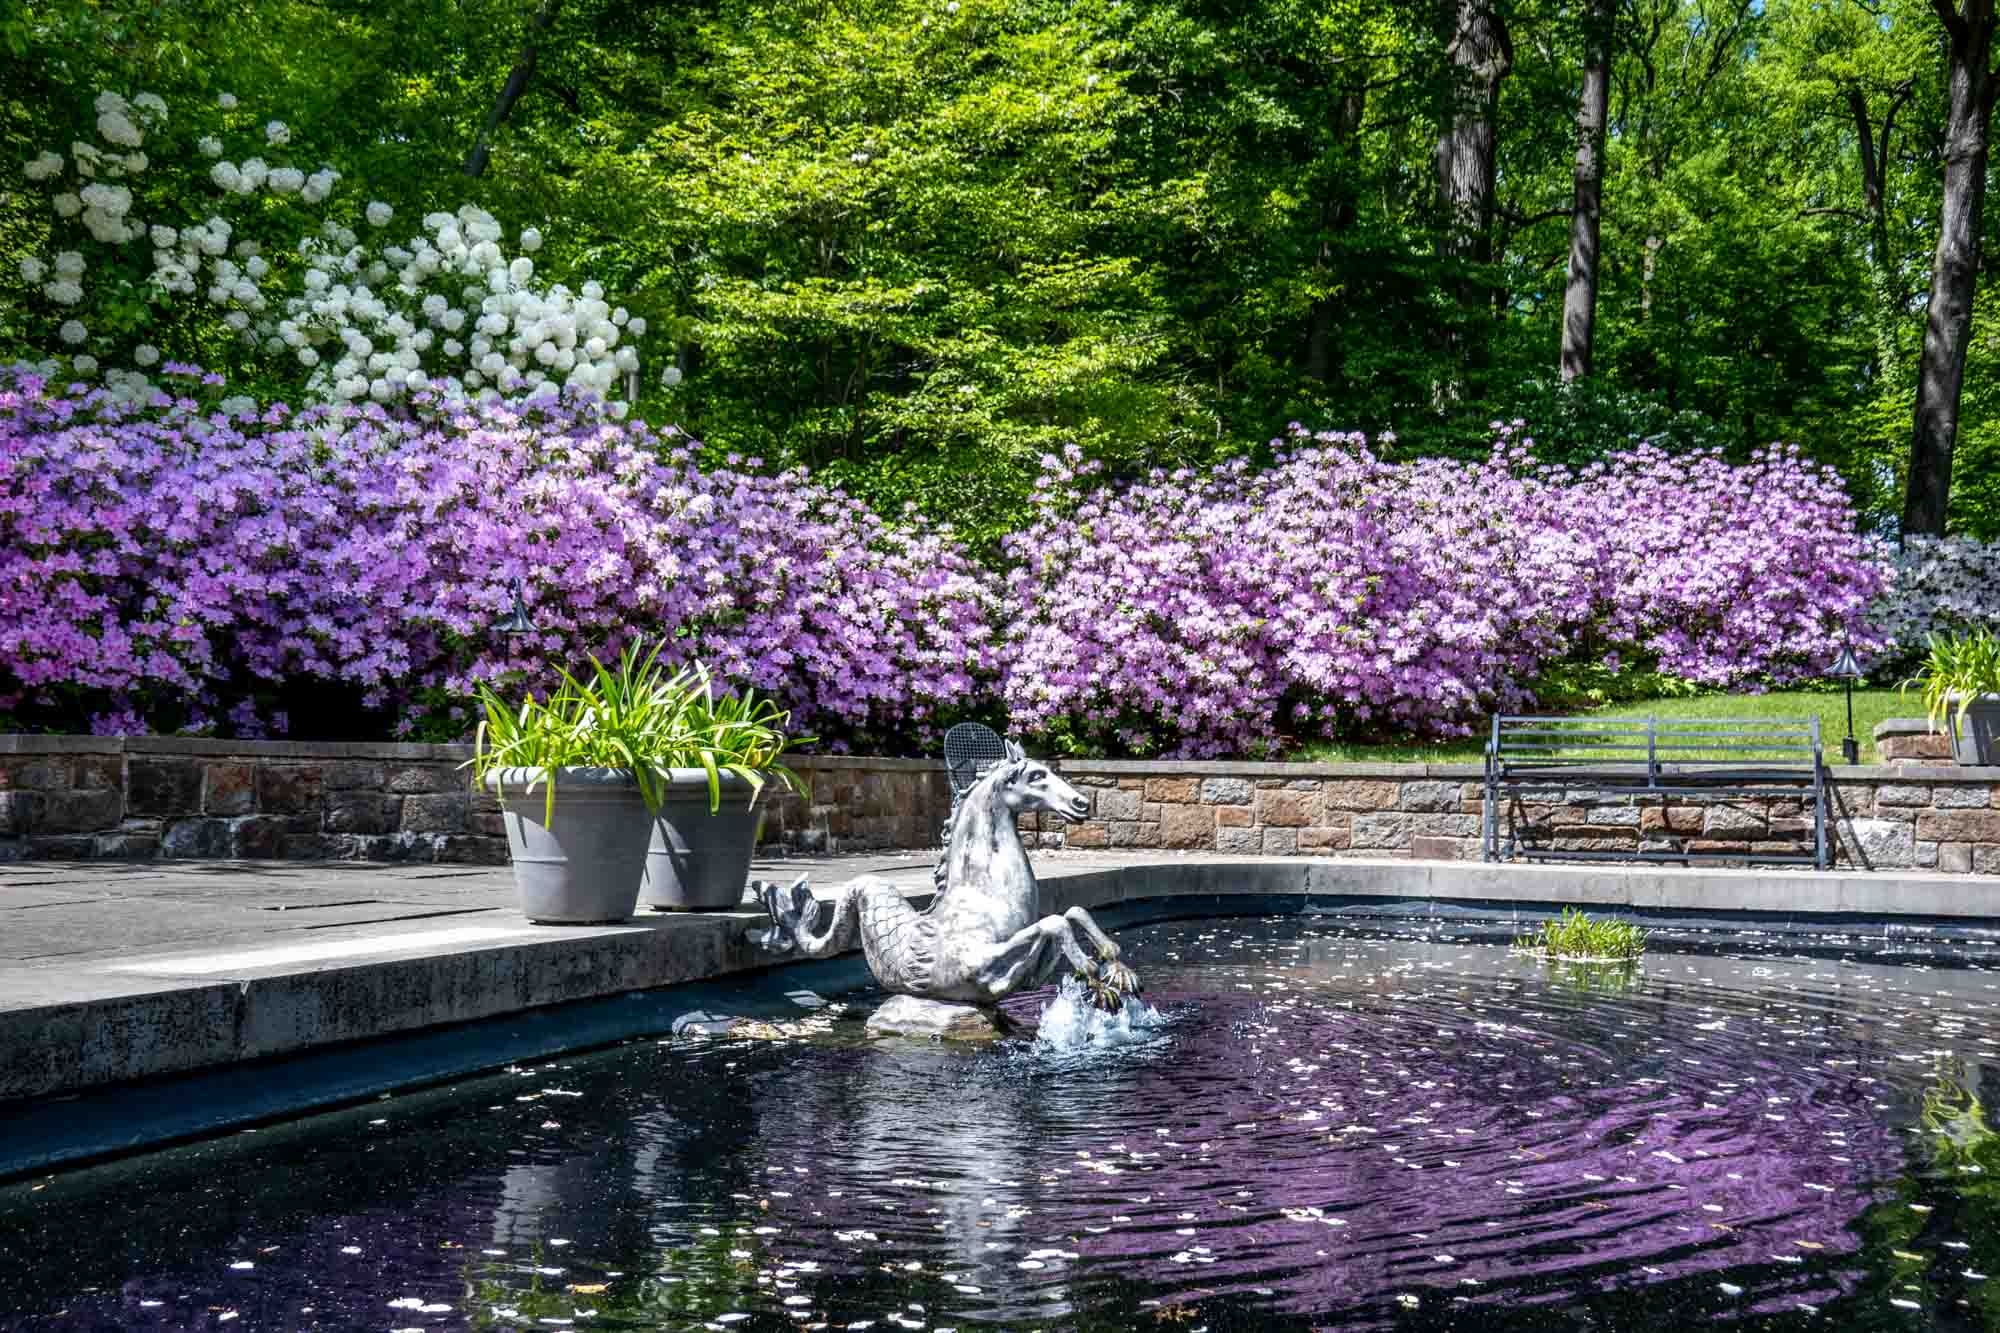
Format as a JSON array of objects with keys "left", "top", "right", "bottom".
[
  {"left": 1002, "top": 428, "right": 1885, "bottom": 757},
  {"left": 2, "top": 370, "right": 1888, "bottom": 754},
  {"left": 0, "top": 366, "right": 996, "bottom": 743}
]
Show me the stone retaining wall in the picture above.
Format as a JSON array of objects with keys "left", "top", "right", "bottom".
[{"left": 3, "top": 723, "right": 1997, "bottom": 873}]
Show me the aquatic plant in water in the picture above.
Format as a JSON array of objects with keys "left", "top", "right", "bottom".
[{"left": 1514, "top": 907, "right": 1646, "bottom": 962}]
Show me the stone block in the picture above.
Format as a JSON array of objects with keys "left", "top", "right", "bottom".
[
  {"left": 1915, "top": 809, "right": 2000, "bottom": 843},
  {"left": 1065, "top": 822, "right": 1108, "bottom": 848},
  {"left": 1555, "top": 836, "right": 1645, "bottom": 853},
  {"left": 1915, "top": 839, "right": 1939, "bottom": 869},
  {"left": 161, "top": 818, "right": 233, "bottom": 858},
  {"left": 1837, "top": 817, "right": 1916, "bottom": 870},
  {"left": 1875, "top": 784, "right": 1931, "bottom": 808},
  {"left": 472, "top": 811, "right": 507, "bottom": 837},
  {"left": 1216, "top": 805, "right": 1253, "bottom": 827},
  {"left": 2, "top": 758, "right": 71, "bottom": 790},
  {"left": 1216, "top": 826, "right": 1262, "bottom": 853},
  {"left": 0, "top": 792, "right": 32, "bottom": 835},
  {"left": 26, "top": 835, "right": 92, "bottom": 859},
  {"left": 257, "top": 765, "right": 323, "bottom": 815},
  {"left": 1878, "top": 732, "right": 1953, "bottom": 761},
  {"left": 400, "top": 793, "right": 468, "bottom": 834},
  {"left": 1351, "top": 812, "right": 1416, "bottom": 850},
  {"left": 93, "top": 832, "right": 157, "bottom": 859},
  {"left": 1639, "top": 805, "right": 1704, "bottom": 833},
  {"left": 1093, "top": 787, "right": 1141, "bottom": 821},
  {"left": 233, "top": 815, "right": 293, "bottom": 858},
  {"left": 1260, "top": 827, "right": 1298, "bottom": 855},
  {"left": 1158, "top": 805, "right": 1214, "bottom": 850},
  {"left": 1934, "top": 784, "right": 1994, "bottom": 809},
  {"left": 1584, "top": 805, "right": 1641, "bottom": 827},
  {"left": 1938, "top": 841, "right": 1973, "bottom": 873},
  {"left": 1144, "top": 777, "right": 1198, "bottom": 804},
  {"left": 1254, "top": 788, "right": 1318, "bottom": 827},
  {"left": 1684, "top": 839, "right": 1752, "bottom": 854},
  {"left": 323, "top": 760, "right": 386, "bottom": 791},
  {"left": 1107, "top": 820, "right": 1145, "bottom": 847},
  {"left": 1974, "top": 845, "right": 2000, "bottom": 875},
  {"left": 324, "top": 792, "right": 401, "bottom": 835},
  {"left": 1411, "top": 835, "right": 1462, "bottom": 861},
  {"left": 127, "top": 757, "right": 201, "bottom": 816},
  {"left": 203, "top": 762, "right": 256, "bottom": 815},
  {"left": 1199, "top": 777, "right": 1253, "bottom": 805},
  {"left": 1297, "top": 826, "right": 1349, "bottom": 851},
  {"left": 74, "top": 756, "right": 121, "bottom": 790},
  {"left": 386, "top": 764, "right": 454, "bottom": 794},
  {"left": 281, "top": 834, "right": 335, "bottom": 859},
  {"left": 1398, "top": 780, "right": 1458, "bottom": 812},
  {"left": 440, "top": 835, "right": 511, "bottom": 865},
  {"left": 34, "top": 789, "right": 123, "bottom": 834},
  {"left": 1703, "top": 805, "right": 1766, "bottom": 835},
  {"left": 1323, "top": 780, "right": 1400, "bottom": 811}
]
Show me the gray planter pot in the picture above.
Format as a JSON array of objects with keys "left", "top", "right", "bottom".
[
  {"left": 1950, "top": 693, "right": 2000, "bottom": 766},
  {"left": 640, "top": 770, "right": 762, "bottom": 911},
  {"left": 487, "top": 767, "right": 649, "bottom": 924}
]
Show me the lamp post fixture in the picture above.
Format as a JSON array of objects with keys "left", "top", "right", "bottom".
[
  {"left": 492, "top": 577, "right": 538, "bottom": 636},
  {"left": 1829, "top": 640, "right": 1865, "bottom": 765}
]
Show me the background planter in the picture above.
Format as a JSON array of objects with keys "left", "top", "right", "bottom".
[
  {"left": 487, "top": 766, "right": 650, "bottom": 923},
  {"left": 641, "top": 771, "right": 761, "bottom": 911},
  {"left": 1951, "top": 694, "right": 2000, "bottom": 766}
]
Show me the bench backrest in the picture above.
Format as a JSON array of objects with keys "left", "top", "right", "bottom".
[{"left": 1487, "top": 715, "right": 1822, "bottom": 773}]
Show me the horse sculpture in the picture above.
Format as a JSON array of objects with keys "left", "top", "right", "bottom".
[{"left": 753, "top": 741, "right": 1140, "bottom": 1008}]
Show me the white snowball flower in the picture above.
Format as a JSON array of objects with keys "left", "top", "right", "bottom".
[
  {"left": 265, "top": 120, "right": 290, "bottom": 146},
  {"left": 24, "top": 151, "right": 62, "bottom": 181},
  {"left": 78, "top": 183, "right": 130, "bottom": 216},
  {"left": 509, "top": 256, "right": 533, "bottom": 284},
  {"left": 59, "top": 320, "right": 87, "bottom": 344},
  {"left": 609, "top": 400, "right": 630, "bottom": 420},
  {"left": 45, "top": 279, "right": 84, "bottom": 305},
  {"left": 94, "top": 90, "right": 128, "bottom": 116},
  {"left": 443, "top": 338, "right": 463, "bottom": 358},
  {"left": 238, "top": 157, "right": 268, "bottom": 190},
  {"left": 197, "top": 135, "right": 223, "bottom": 158},
  {"left": 365, "top": 200, "right": 393, "bottom": 227},
  {"left": 582, "top": 281, "right": 604, "bottom": 300},
  {"left": 246, "top": 256, "right": 269, "bottom": 279},
  {"left": 72, "top": 354, "right": 98, "bottom": 374},
  {"left": 268, "top": 166, "right": 304, "bottom": 194},
  {"left": 210, "top": 161, "right": 243, "bottom": 192},
  {"left": 225, "top": 310, "right": 251, "bottom": 331},
  {"left": 97, "top": 110, "right": 144, "bottom": 148},
  {"left": 19, "top": 256, "right": 47, "bottom": 283},
  {"left": 53, "top": 251, "right": 85, "bottom": 276},
  {"left": 519, "top": 226, "right": 543, "bottom": 252},
  {"left": 627, "top": 316, "right": 647, "bottom": 337},
  {"left": 218, "top": 92, "right": 238, "bottom": 109},
  {"left": 150, "top": 224, "right": 177, "bottom": 247},
  {"left": 660, "top": 364, "right": 682, "bottom": 387},
  {"left": 53, "top": 191, "right": 81, "bottom": 217},
  {"left": 133, "top": 343, "right": 160, "bottom": 366},
  {"left": 132, "top": 92, "right": 167, "bottom": 121},
  {"left": 297, "top": 346, "right": 320, "bottom": 368}
]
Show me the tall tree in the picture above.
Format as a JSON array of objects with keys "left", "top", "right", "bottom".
[
  {"left": 1559, "top": 0, "right": 1615, "bottom": 379},
  {"left": 1436, "top": 0, "right": 1514, "bottom": 380},
  {"left": 1904, "top": 0, "right": 1999, "bottom": 537}
]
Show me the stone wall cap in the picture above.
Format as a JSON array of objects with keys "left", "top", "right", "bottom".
[
  {"left": 1872, "top": 717, "right": 1942, "bottom": 740},
  {"left": 1055, "top": 758, "right": 1433, "bottom": 778},
  {"left": 0, "top": 734, "right": 126, "bottom": 755}
]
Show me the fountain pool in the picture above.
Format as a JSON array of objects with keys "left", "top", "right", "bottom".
[{"left": 2, "top": 913, "right": 1997, "bottom": 1331}]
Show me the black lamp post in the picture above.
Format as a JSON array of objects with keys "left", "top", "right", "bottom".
[
  {"left": 1829, "top": 640, "right": 1865, "bottom": 764},
  {"left": 492, "top": 577, "right": 538, "bottom": 636}
]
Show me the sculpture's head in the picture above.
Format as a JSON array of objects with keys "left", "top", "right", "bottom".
[{"left": 988, "top": 739, "right": 1090, "bottom": 822}]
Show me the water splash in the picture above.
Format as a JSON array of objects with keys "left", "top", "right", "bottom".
[{"left": 1034, "top": 975, "right": 1166, "bottom": 1051}]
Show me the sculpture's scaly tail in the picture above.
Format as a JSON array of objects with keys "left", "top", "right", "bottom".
[{"left": 751, "top": 874, "right": 861, "bottom": 959}]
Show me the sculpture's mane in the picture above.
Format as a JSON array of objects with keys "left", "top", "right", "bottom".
[{"left": 929, "top": 754, "right": 1029, "bottom": 911}]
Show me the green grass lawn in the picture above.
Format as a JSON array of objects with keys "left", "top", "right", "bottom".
[{"left": 1289, "top": 688, "right": 1910, "bottom": 764}]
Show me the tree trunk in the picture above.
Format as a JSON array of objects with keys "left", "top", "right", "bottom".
[
  {"left": 1435, "top": 0, "right": 1513, "bottom": 382},
  {"left": 463, "top": 0, "right": 563, "bottom": 179},
  {"left": 1559, "top": 0, "right": 1615, "bottom": 381},
  {"left": 1904, "top": 0, "right": 1998, "bottom": 538},
  {"left": 1851, "top": 82, "right": 1919, "bottom": 384},
  {"left": 1306, "top": 88, "right": 1368, "bottom": 383}
]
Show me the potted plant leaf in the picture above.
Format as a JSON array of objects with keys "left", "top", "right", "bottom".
[
  {"left": 1903, "top": 629, "right": 2000, "bottom": 766},
  {"left": 468, "top": 640, "right": 692, "bottom": 924},
  {"left": 639, "top": 664, "right": 808, "bottom": 911}
]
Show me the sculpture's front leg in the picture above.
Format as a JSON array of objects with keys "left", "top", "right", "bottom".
[
  {"left": 967, "top": 912, "right": 1133, "bottom": 1003},
  {"left": 1062, "top": 905, "right": 1140, "bottom": 995}
]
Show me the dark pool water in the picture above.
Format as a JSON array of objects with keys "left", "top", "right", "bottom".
[{"left": 3, "top": 916, "right": 2000, "bottom": 1331}]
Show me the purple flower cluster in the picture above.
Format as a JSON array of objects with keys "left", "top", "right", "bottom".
[
  {"left": 1001, "top": 427, "right": 1885, "bottom": 756},
  {"left": 0, "top": 367, "right": 996, "bottom": 742}
]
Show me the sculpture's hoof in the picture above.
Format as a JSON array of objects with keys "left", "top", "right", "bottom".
[{"left": 1101, "top": 960, "right": 1142, "bottom": 997}]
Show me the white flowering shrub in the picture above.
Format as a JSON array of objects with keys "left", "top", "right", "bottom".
[
  {"left": 1871, "top": 535, "right": 2000, "bottom": 663},
  {"left": 11, "top": 88, "right": 649, "bottom": 410}
]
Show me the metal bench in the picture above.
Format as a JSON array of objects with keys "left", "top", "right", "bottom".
[{"left": 1482, "top": 715, "right": 1829, "bottom": 869}]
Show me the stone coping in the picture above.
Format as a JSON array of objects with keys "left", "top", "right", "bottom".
[{"left": 3, "top": 732, "right": 1991, "bottom": 783}]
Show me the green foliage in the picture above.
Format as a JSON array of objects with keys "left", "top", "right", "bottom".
[
  {"left": 468, "top": 643, "right": 807, "bottom": 820},
  {"left": 1515, "top": 907, "right": 1647, "bottom": 962},
  {"left": 1526, "top": 660, "right": 1710, "bottom": 711},
  {"left": 1900, "top": 630, "right": 2000, "bottom": 736}
]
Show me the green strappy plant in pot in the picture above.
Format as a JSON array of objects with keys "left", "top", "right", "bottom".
[
  {"left": 1902, "top": 629, "right": 2000, "bottom": 766},
  {"left": 467, "top": 641, "right": 805, "bottom": 922}
]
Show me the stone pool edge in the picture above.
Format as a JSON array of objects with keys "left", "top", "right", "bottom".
[{"left": 0, "top": 854, "right": 1994, "bottom": 1179}]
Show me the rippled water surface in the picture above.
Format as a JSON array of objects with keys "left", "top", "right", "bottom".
[{"left": 5, "top": 915, "right": 2000, "bottom": 1331}]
